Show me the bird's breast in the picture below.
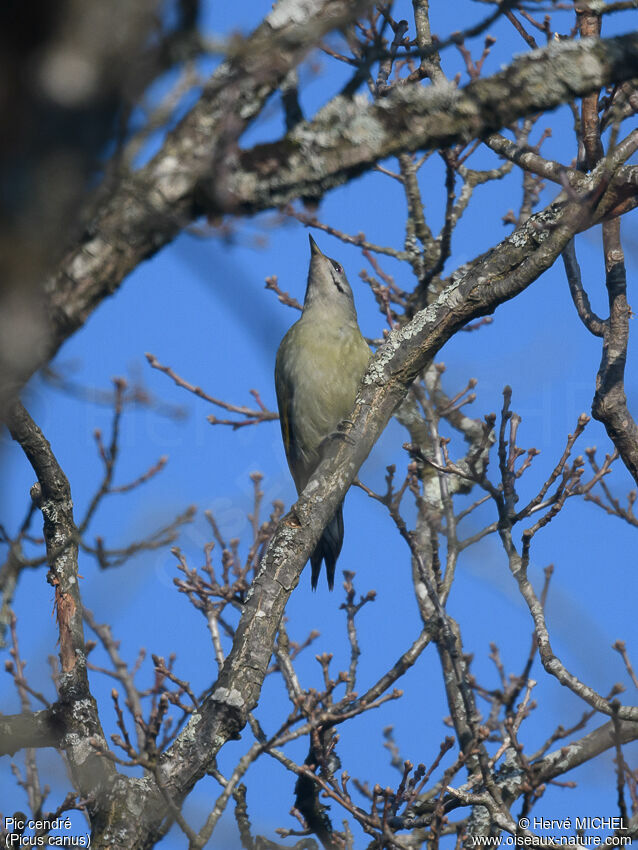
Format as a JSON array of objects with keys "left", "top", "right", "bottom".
[{"left": 282, "top": 317, "right": 370, "bottom": 455}]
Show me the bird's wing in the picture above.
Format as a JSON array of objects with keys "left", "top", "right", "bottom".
[{"left": 275, "top": 334, "right": 306, "bottom": 491}]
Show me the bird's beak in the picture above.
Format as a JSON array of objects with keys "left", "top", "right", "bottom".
[{"left": 309, "top": 234, "right": 323, "bottom": 257}]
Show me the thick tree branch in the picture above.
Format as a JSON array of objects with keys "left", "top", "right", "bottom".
[
  {"left": 224, "top": 34, "right": 638, "bottom": 212},
  {"left": 591, "top": 217, "right": 638, "bottom": 482},
  {"left": 534, "top": 717, "right": 638, "bottom": 784},
  {"left": 6, "top": 403, "right": 87, "bottom": 687},
  {"left": 0, "top": 0, "right": 160, "bottom": 408},
  {"left": 0, "top": 709, "right": 63, "bottom": 757},
  {"left": 4, "top": 402, "right": 116, "bottom": 827}
]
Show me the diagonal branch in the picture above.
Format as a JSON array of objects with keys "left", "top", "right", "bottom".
[{"left": 534, "top": 716, "right": 638, "bottom": 785}]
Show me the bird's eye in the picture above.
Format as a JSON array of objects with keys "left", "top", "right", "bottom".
[{"left": 330, "top": 261, "right": 343, "bottom": 274}]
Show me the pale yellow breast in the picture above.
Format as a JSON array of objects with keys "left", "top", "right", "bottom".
[{"left": 277, "top": 316, "right": 370, "bottom": 480}]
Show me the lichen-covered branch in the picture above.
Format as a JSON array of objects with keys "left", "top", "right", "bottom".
[{"left": 225, "top": 33, "right": 638, "bottom": 212}]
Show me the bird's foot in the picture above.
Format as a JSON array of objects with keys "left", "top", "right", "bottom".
[{"left": 320, "top": 419, "right": 356, "bottom": 450}]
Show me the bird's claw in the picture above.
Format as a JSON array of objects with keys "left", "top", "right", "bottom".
[{"left": 320, "top": 419, "right": 356, "bottom": 450}]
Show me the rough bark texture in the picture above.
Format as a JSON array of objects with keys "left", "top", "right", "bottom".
[{"left": 5, "top": 402, "right": 116, "bottom": 833}]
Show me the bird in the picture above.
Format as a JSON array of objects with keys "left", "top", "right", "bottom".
[{"left": 275, "top": 235, "right": 370, "bottom": 590}]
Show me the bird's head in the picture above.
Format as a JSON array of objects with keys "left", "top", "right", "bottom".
[{"left": 304, "top": 234, "right": 356, "bottom": 316}]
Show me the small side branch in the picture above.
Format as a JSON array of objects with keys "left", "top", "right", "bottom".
[
  {"left": 146, "top": 352, "right": 278, "bottom": 429},
  {"left": 562, "top": 239, "right": 605, "bottom": 337}
]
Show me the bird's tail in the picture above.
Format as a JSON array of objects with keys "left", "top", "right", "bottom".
[{"left": 310, "top": 503, "right": 344, "bottom": 591}]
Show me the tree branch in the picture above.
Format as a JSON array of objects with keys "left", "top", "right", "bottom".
[
  {"left": 534, "top": 717, "right": 638, "bottom": 784},
  {"left": 591, "top": 216, "right": 638, "bottom": 483},
  {"left": 224, "top": 33, "right": 638, "bottom": 213},
  {"left": 4, "top": 402, "right": 116, "bottom": 826},
  {"left": 0, "top": 709, "right": 63, "bottom": 757},
  {"left": 562, "top": 238, "right": 605, "bottom": 337}
]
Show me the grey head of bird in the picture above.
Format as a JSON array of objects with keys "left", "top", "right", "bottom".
[{"left": 303, "top": 234, "right": 357, "bottom": 321}]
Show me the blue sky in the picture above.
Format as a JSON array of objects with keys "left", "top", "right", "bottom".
[{"left": 1, "top": 1, "right": 637, "bottom": 846}]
